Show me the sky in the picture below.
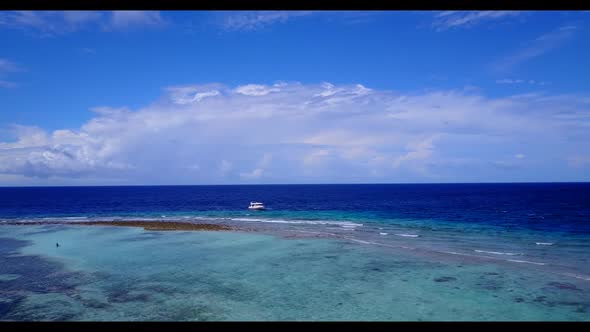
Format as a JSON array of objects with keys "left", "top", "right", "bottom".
[{"left": 0, "top": 10, "right": 589, "bottom": 185}]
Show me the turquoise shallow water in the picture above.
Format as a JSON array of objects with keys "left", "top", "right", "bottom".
[{"left": 1, "top": 224, "right": 589, "bottom": 321}]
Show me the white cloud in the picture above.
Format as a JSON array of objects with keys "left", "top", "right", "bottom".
[
  {"left": 108, "top": 11, "right": 164, "bottom": 30},
  {"left": 393, "top": 136, "right": 438, "bottom": 169},
  {"left": 0, "top": 80, "right": 17, "bottom": 88},
  {"left": 494, "top": 24, "right": 578, "bottom": 72},
  {"left": 496, "top": 79, "right": 525, "bottom": 84},
  {"left": 240, "top": 168, "right": 264, "bottom": 180},
  {"left": 303, "top": 149, "right": 331, "bottom": 166},
  {"left": 62, "top": 11, "right": 103, "bottom": 26},
  {"left": 1, "top": 82, "right": 590, "bottom": 184},
  {"left": 80, "top": 47, "right": 96, "bottom": 54},
  {"left": 259, "top": 153, "right": 272, "bottom": 167},
  {"left": 219, "top": 160, "right": 232, "bottom": 174},
  {"left": 235, "top": 84, "right": 281, "bottom": 96},
  {"left": 0, "top": 58, "right": 21, "bottom": 73},
  {"left": 240, "top": 153, "right": 272, "bottom": 180},
  {"left": 186, "top": 163, "right": 200, "bottom": 171},
  {"left": 167, "top": 86, "right": 222, "bottom": 105},
  {"left": 219, "top": 11, "right": 394, "bottom": 32},
  {"left": 0, "top": 11, "right": 103, "bottom": 35},
  {"left": 0, "top": 11, "right": 163, "bottom": 35},
  {"left": 568, "top": 155, "right": 590, "bottom": 168},
  {"left": 496, "top": 79, "right": 550, "bottom": 86},
  {"left": 432, "top": 11, "right": 521, "bottom": 31},
  {"left": 491, "top": 160, "right": 522, "bottom": 170},
  {"left": 0, "top": 58, "right": 23, "bottom": 88},
  {"left": 0, "top": 58, "right": 24, "bottom": 88},
  {"left": 222, "top": 11, "right": 313, "bottom": 31}
]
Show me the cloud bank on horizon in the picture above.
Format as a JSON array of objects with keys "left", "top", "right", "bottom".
[
  {"left": 1, "top": 81, "right": 589, "bottom": 185},
  {"left": 1, "top": 11, "right": 589, "bottom": 185}
]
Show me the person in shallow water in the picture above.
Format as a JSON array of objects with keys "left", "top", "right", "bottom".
[{"left": 56, "top": 242, "right": 59, "bottom": 247}]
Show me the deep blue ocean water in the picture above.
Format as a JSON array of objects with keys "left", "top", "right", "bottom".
[
  {"left": 1, "top": 183, "right": 589, "bottom": 232},
  {"left": 1, "top": 183, "right": 589, "bottom": 320}
]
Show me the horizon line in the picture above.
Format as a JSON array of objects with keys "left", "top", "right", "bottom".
[{"left": 1, "top": 181, "right": 589, "bottom": 188}]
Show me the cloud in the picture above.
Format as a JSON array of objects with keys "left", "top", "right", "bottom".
[
  {"left": 108, "top": 11, "right": 164, "bottom": 30},
  {"left": 432, "top": 11, "right": 521, "bottom": 31},
  {"left": 393, "top": 136, "right": 438, "bottom": 169},
  {"left": 1, "top": 82, "right": 590, "bottom": 184},
  {"left": 219, "top": 160, "right": 233, "bottom": 174},
  {"left": 240, "top": 153, "right": 272, "bottom": 180},
  {"left": 515, "top": 153, "right": 525, "bottom": 159},
  {"left": 80, "top": 47, "right": 96, "bottom": 54},
  {"left": 490, "top": 160, "right": 522, "bottom": 170},
  {"left": 220, "top": 11, "right": 389, "bottom": 32},
  {"left": 0, "top": 80, "right": 17, "bottom": 88},
  {"left": 496, "top": 79, "right": 550, "bottom": 86},
  {"left": 0, "top": 58, "right": 23, "bottom": 88},
  {"left": 0, "top": 58, "right": 22, "bottom": 73},
  {"left": 303, "top": 149, "right": 331, "bottom": 166},
  {"left": 0, "top": 11, "right": 164, "bottom": 35},
  {"left": 494, "top": 24, "right": 578, "bottom": 72},
  {"left": 167, "top": 85, "right": 221, "bottom": 104},
  {"left": 235, "top": 84, "right": 281, "bottom": 96},
  {"left": 240, "top": 168, "right": 264, "bottom": 179},
  {"left": 62, "top": 11, "right": 103, "bottom": 26},
  {"left": 222, "top": 11, "right": 314, "bottom": 31},
  {"left": 0, "top": 11, "right": 102, "bottom": 35},
  {"left": 568, "top": 155, "right": 590, "bottom": 168}
]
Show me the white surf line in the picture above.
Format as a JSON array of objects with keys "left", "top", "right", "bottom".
[
  {"left": 506, "top": 259, "right": 546, "bottom": 266},
  {"left": 293, "top": 230, "right": 338, "bottom": 236},
  {"left": 561, "top": 272, "right": 590, "bottom": 281},
  {"left": 342, "top": 238, "right": 534, "bottom": 262},
  {"left": 344, "top": 237, "right": 416, "bottom": 250},
  {"left": 297, "top": 232, "right": 590, "bottom": 283},
  {"left": 335, "top": 235, "right": 590, "bottom": 283},
  {"left": 444, "top": 250, "right": 545, "bottom": 265},
  {"left": 440, "top": 250, "right": 484, "bottom": 258},
  {"left": 474, "top": 249, "right": 523, "bottom": 256}
]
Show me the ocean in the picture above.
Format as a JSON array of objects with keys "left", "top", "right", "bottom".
[{"left": 1, "top": 183, "right": 589, "bottom": 320}]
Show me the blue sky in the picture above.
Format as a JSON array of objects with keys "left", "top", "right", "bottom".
[{"left": 1, "top": 10, "right": 589, "bottom": 185}]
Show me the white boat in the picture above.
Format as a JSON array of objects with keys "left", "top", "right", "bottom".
[{"left": 248, "top": 202, "right": 265, "bottom": 210}]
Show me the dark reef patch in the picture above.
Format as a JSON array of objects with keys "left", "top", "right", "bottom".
[
  {"left": 476, "top": 273, "right": 505, "bottom": 291},
  {"left": 166, "top": 303, "right": 221, "bottom": 321},
  {"left": 0, "top": 236, "right": 88, "bottom": 320},
  {"left": 0, "top": 237, "right": 31, "bottom": 255},
  {"left": 2, "top": 221, "right": 234, "bottom": 232},
  {"left": 0, "top": 296, "right": 24, "bottom": 317},
  {"left": 0, "top": 253, "right": 81, "bottom": 295},
  {"left": 477, "top": 282, "right": 502, "bottom": 291},
  {"left": 533, "top": 296, "right": 547, "bottom": 303},
  {"left": 433, "top": 276, "right": 457, "bottom": 283},
  {"left": 140, "top": 283, "right": 179, "bottom": 296},
  {"left": 547, "top": 282, "right": 581, "bottom": 291},
  {"left": 81, "top": 298, "right": 111, "bottom": 309},
  {"left": 107, "top": 289, "right": 151, "bottom": 303}
]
